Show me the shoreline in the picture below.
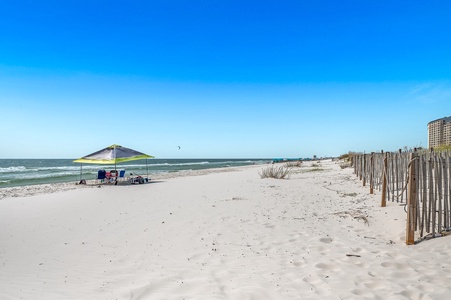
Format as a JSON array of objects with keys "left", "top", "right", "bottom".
[
  {"left": 0, "top": 158, "right": 270, "bottom": 190},
  {"left": 0, "top": 165, "right": 261, "bottom": 200},
  {"left": 1, "top": 160, "right": 450, "bottom": 299}
]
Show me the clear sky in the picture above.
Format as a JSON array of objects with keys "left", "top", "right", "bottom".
[{"left": 1, "top": 0, "right": 450, "bottom": 159}]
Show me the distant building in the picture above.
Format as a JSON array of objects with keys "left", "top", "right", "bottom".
[{"left": 428, "top": 116, "right": 451, "bottom": 148}]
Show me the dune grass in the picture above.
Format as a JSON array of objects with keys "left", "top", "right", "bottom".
[{"left": 259, "top": 165, "right": 292, "bottom": 179}]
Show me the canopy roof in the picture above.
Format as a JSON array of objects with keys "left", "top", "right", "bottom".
[{"left": 73, "top": 144, "right": 154, "bottom": 164}]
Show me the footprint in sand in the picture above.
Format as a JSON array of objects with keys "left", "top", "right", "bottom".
[
  {"left": 315, "top": 262, "right": 340, "bottom": 272},
  {"left": 350, "top": 288, "right": 376, "bottom": 297},
  {"left": 363, "top": 279, "right": 386, "bottom": 290},
  {"left": 400, "top": 290, "right": 432, "bottom": 299},
  {"left": 380, "top": 261, "right": 409, "bottom": 270},
  {"left": 302, "top": 274, "right": 324, "bottom": 285},
  {"left": 352, "top": 261, "right": 369, "bottom": 268},
  {"left": 310, "top": 245, "right": 331, "bottom": 255},
  {"left": 264, "top": 223, "right": 275, "bottom": 229},
  {"left": 350, "top": 247, "right": 364, "bottom": 253},
  {"left": 418, "top": 275, "right": 451, "bottom": 286},
  {"left": 415, "top": 283, "right": 436, "bottom": 293},
  {"left": 292, "top": 261, "right": 305, "bottom": 267},
  {"left": 319, "top": 237, "right": 333, "bottom": 243}
]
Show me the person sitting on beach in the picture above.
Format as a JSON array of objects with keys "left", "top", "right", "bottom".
[{"left": 109, "top": 170, "right": 118, "bottom": 183}]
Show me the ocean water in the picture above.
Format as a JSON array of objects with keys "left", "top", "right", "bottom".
[{"left": 0, "top": 158, "right": 270, "bottom": 188}]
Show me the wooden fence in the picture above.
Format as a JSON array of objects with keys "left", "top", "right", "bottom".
[{"left": 352, "top": 150, "right": 451, "bottom": 245}]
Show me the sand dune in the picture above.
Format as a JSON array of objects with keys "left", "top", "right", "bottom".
[{"left": 1, "top": 160, "right": 450, "bottom": 299}]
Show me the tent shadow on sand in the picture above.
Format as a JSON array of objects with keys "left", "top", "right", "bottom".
[{"left": 109, "top": 179, "right": 165, "bottom": 187}]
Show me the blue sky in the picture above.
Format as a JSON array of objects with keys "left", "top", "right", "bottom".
[{"left": 1, "top": 0, "right": 450, "bottom": 159}]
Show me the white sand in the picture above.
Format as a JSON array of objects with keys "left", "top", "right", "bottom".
[{"left": 1, "top": 160, "right": 450, "bottom": 299}]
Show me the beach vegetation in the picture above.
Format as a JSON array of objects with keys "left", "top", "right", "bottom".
[
  {"left": 400, "top": 145, "right": 427, "bottom": 153},
  {"left": 339, "top": 153, "right": 351, "bottom": 161},
  {"left": 341, "top": 192, "right": 358, "bottom": 197},
  {"left": 339, "top": 159, "right": 352, "bottom": 169},
  {"left": 339, "top": 152, "right": 355, "bottom": 169},
  {"left": 285, "top": 161, "right": 302, "bottom": 167},
  {"left": 259, "top": 165, "right": 292, "bottom": 179},
  {"left": 293, "top": 167, "right": 325, "bottom": 173},
  {"left": 334, "top": 209, "right": 370, "bottom": 226},
  {"left": 433, "top": 144, "right": 451, "bottom": 152},
  {"left": 339, "top": 162, "right": 351, "bottom": 169}
]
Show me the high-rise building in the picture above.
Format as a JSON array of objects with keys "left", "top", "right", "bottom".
[{"left": 428, "top": 116, "right": 451, "bottom": 148}]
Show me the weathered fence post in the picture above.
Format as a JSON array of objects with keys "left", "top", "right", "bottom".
[
  {"left": 362, "top": 154, "right": 366, "bottom": 187},
  {"left": 381, "top": 151, "right": 387, "bottom": 207},
  {"left": 370, "top": 152, "right": 374, "bottom": 194},
  {"left": 406, "top": 152, "right": 417, "bottom": 245}
]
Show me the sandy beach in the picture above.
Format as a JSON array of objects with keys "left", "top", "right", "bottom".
[{"left": 1, "top": 159, "right": 450, "bottom": 299}]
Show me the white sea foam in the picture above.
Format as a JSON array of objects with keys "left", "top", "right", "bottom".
[
  {"left": 0, "top": 166, "right": 28, "bottom": 173},
  {"left": 10, "top": 171, "right": 79, "bottom": 180},
  {"left": 36, "top": 166, "right": 81, "bottom": 171}
]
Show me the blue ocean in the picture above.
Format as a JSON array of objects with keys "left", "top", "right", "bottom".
[{"left": 0, "top": 159, "right": 270, "bottom": 188}]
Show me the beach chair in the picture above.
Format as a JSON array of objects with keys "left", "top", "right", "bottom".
[
  {"left": 130, "top": 173, "right": 149, "bottom": 184},
  {"left": 130, "top": 176, "right": 145, "bottom": 184},
  {"left": 96, "top": 170, "right": 106, "bottom": 184},
  {"left": 118, "top": 170, "right": 126, "bottom": 182}
]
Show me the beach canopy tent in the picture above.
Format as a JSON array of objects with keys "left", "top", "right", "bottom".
[{"left": 73, "top": 144, "right": 154, "bottom": 181}]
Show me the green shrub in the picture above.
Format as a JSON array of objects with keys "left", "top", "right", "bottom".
[{"left": 433, "top": 144, "right": 451, "bottom": 152}]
